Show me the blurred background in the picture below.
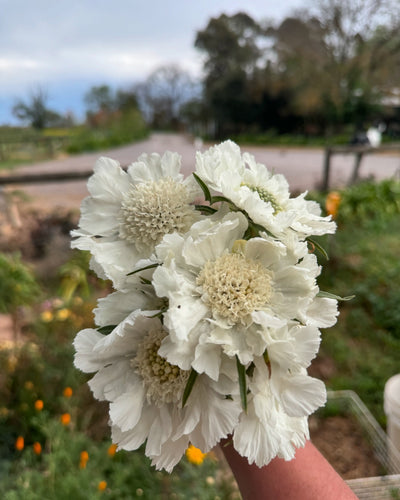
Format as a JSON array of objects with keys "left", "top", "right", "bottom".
[
  {"left": 2, "top": 0, "right": 400, "bottom": 142},
  {"left": 1, "top": 0, "right": 400, "bottom": 498}
]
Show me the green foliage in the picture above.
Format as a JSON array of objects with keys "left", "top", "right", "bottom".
[
  {"left": 0, "top": 249, "right": 239, "bottom": 499},
  {"left": 336, "top": 179, "right": 400, "bottom": 227},
  {"left": 1, "top": 419, "right": 237, "bottom": 499},
  {"left": 232, "top": 131, "right": 352, "bottom": 147},
  {"left": 313, "top": 180, "right": 400, "bottom": 424},
  {"left": 58, "top": 250, "right": 92, "bottom": 303},
  {"left": 66, "top": 109, "right": 148, "bottom": 154},
  {"left": 0, "top": 253, "right": 40, "bottom": 314}
]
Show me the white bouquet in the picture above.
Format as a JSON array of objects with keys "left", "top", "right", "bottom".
[{"left": 72, "top": 140, "right": 340, "bottom": 472}]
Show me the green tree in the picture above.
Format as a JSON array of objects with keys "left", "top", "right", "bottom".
[
  {"left": 84, "top": 85, "right": 115, "bottom": 115},
  {"left": 195, "top": 12, "right": 265, "bottom": 137},
  {"left": 12, "top": 87, "right": 61, "bottom": 130}
]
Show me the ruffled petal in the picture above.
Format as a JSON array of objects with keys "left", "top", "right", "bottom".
[{"left": 109, "top": 382, "right": 146, "bottom": 432}]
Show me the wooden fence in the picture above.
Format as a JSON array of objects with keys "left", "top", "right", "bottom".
[
  {"left": 0, "top": 135, "right": 70, "bottom": 162},
  {"left": 323, "top": 144, "right": 400, "bottom": 191}
]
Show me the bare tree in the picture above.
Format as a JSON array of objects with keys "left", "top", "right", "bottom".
[
  {"left": 135, "top": 65, "right": 195, "bottom": 129},
  {"left": 268, "top": 0, "right": 400, "bottom": 130}
]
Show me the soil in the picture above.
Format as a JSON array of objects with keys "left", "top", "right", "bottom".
[
  {"left": 0, "top": 205, "right": 387, "bottom": 481},
  {"left": 309, "top": 415, "right": 384, "bottom": 479}
]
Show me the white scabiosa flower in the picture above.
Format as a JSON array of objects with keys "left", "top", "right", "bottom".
[
  {"left": 71, "top": 153, "right": 202, "bottom": 287},
  {"left": 195, "top": 140, "right": 336, "bottom": 240},
  {"left": 73, "top": 311, "right": 241, "bottom": 473},
  {"left": 233, "top": 357, "right": 312, "bottom": 467},
  {"left": 152, "top": 210, "right": 337, "bottom": 378}
]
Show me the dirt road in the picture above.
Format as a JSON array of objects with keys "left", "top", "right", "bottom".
[{"left": 3, "top": 133, "right": 400, "bottom": 210}]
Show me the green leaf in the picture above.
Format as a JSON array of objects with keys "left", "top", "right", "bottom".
[
  {"left": 127, "top": 263, "right": 159, "bottom": 276},
  {"left": 243, "top": 220, "right": 269, "bottom": 240},
  {"left": 193, "top": 173, "right": 212, "bottom": 203},
  {"left": 97, "top": 325, "right": 116, "bottom": 335},
  {"left": 182, "top": 369, "right": 198, "bottom": 408},
  {"left": 195, "top": 204, "right": 217, "bottom": 214},
  {"left": 318, "top": 291, "right": 355, "bottom": 301},
  {"left": 210, "top": 195, "right": 232, "bottom": 205},
  {"left": 236, "top": 355, "right": 247, "bottom": 412},
  {"left": 307, "top": 238, "right": 329, "bottom": 260}
]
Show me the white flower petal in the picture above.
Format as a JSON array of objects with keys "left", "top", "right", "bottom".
[
  {"left": 88, "top": 360, "right": 134, "bottom": 401},
  {"left": 303, "top": 297, "right": 339, "bottom": 328},
  {"left": 111, "top": 405, "right": 154, "bottom": 450},
  {"left": 145, "top": 405, "right": 173, "bottom": 456},
  {"left": 150, "top": 435, "right": 189, "bottom": 473},
  {"left": 192, "top": 341, "right": 222, "bottom": 381},
  {"left": 73, "top": 329, "right": 105, "bottom": 372},
  {"left": 279, "top": 372, "right": 327, "bottom": 417},
  {"left": 109, "top": 383, "right": 146, "bottom": 432},
  {"left": 233, "top": 409, "right": 281, "bottom": 467}
]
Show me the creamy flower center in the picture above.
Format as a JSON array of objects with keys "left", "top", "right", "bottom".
[
  {"left": 197, "top": 252, "right": 273, "bottom": 324},
  {"left": 118, "top": 178, "right": 195, "bottom": 251},
  {"left": 132, "top": 329, "right": 190, "bottom": 405},
  {"left": 244, "top": 183, "right": 282, "bottom": 213}
]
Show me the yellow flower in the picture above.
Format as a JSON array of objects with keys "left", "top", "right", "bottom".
[
  {"left": 185, "top": 444, "right": 207, "bottom": 465},
  {"left": 56, "top": 308, "right": 70, "bottom": 321},
  {"left": 34, "top": 399, "right": 44, "bottom": 411},
  {"left": 325, "top": 191, "right": 341, "bottom": 218},
  {"left": 0, "top": 407, "right": 9, "bottom": 418},
  {"left": 107, "top": 443, "right": 118, "bottom": 457},
  {"left": 33, "top": 442, "right": 42, "bottom": 455},
  {"left": 60, "top": 413, "right": 71, "bottom": 426},
  {"left": 15, "top": 436, "right": 24, "bottom": 451},
  {"left": 98, "top": 480, "right": 107, "bottom": 491},
  {"left": 63, "top": 387, "right": 73, "bottom": 398},
  {"left": 80, "top": 450, "right": 89, "bottom": 469},
  {"left": 40, "top": 310, "right": 54, "bottom": 323},
  {"left": 24, "top": 381, "right": 34, "bottom": 390}
]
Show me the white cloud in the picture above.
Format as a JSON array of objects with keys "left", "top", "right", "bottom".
[{"left": 0, "top": 0, "right": 303, "bottom": 123}]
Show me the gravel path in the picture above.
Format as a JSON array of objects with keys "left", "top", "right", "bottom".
[{"left": 3, "top": 132, "right": 400, "bottom": 210}]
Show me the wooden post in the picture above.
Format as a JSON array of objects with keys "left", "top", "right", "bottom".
[
  {"left": 348, "top": 151, "right": 364, "bottom": 185},
  {"left": 322, "top": 147, "right": 332, "bottom": 191}
]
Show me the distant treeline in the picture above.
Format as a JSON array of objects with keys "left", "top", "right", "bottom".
[
  {"left": 9, "top": 0, "right": 400, "bottom": 144},
  {"left": 188, "top": 0, "right": 400, "bottom": 139}
]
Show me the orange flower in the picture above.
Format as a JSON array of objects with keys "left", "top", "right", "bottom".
[
  {"left": 325, "top": 191, "right": 341, "bottom": 218},
  {"left": 34, "top": 399, "right": 44, "bottom": 411},
  {"left": 80, "top": 450, "right": 89, "bottom": 469},
  {"left": 33, "top": 442, "right": 42, "bottom": 455},
  {"left": 98, "top": 480, "right": 107, "bottom": 491},
  {"left": 107, "top": 443, "right": 118, "bottom": 457},
  {"left": 60, "top": 413, "right": 71, "bottom": 426},
  {"left": 185, "top": 444, "right": 207, "bottom": 465},
  {"left": 63, "top": 387, "right": 73, "bottom": 398},
  {"left": 15, "top": 436, "right": 24, "bottom": 451}
]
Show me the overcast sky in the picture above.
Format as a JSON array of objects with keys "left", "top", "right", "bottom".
[{"left": 0, "top": 0, "right": 305, "bottom": 125}]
